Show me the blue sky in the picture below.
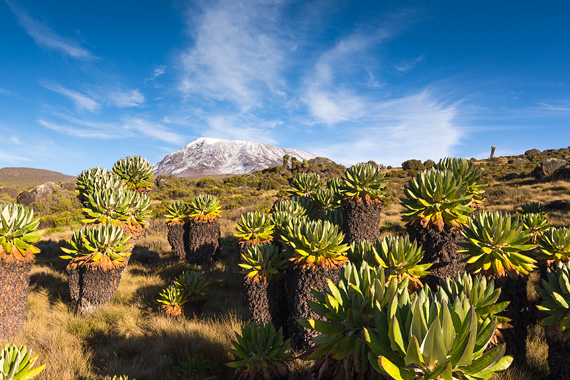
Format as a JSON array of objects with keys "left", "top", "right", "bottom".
[{"left": 1, "top": 0, "right": 569, "bottom": 175}]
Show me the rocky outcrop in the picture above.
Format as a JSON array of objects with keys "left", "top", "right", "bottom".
[
  {"left": 16, "top": 182, "right": 60, "bottom": 206},
  {"left": 552, "top": 163, "right": 570, "bottom": 182},
  {"left": 525, "top": 149, "right": 541, "bottom": 157},
  {"left": 0, "top": 187, "right": 20, "bottom": 199},
  {"left": 532, "top": 158, "right": 567, "bottom": 179}
]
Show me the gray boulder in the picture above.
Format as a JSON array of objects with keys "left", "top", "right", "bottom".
[
  {"left": 553, "top": 163, "right": 570, "bottom": 181},
  {"left": 532, "top": 158, "right": 567, "bottom": 179},
  {"left": 525, "top": 149, "right": 541, "bottom": 157},
  {"left": 16, "top": 182, "right": 60, "bottom": 206}
]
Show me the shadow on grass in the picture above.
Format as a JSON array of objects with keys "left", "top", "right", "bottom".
[{"left": 85, "top": 326, "right": 232, "bottom": 380}]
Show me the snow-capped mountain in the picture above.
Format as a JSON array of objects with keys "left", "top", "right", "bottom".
[{"left": 153, "top": 137, "right": 315, "bottom": 176}]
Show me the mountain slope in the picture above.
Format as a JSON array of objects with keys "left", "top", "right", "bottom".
[
  {"left": 0, "top": 167, "right": 75, "bottom": 187},
  {"left": 153, "top": 137, "right": 315, "bottom": 177}
]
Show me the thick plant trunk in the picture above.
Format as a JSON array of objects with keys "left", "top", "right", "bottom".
[
  {"left": 342, "top": 197, "right": 382, "bottom": 244},
  {"left": 120, "top": 222, "right": 144, "bottom": 255},
  {"left": 286, "top": 265, "right": 341, "bottom": 350},
  {"left": 241, "top": 276, "right": 286, "bottom": 330},
  {"left": 185, "top": 219, "right": 220, "bottom": 265},
  {"left": 0, "top": 258, "right": 32, "bottom": 341},
  {"left": 67, "top": 262, "right": 125, "bottom": 315},
  {"left": 406, "top": 222, "right": 466, "bottom": 289},
  {"left": 496, "top": 275, "right": 534, "bottom": 367},
  {"left": 167, "top": 222, "right": 186, "bottom": 260}
]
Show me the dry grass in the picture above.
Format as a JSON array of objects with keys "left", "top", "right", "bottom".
[{"left": 10, "top": 173, "right": 570, "bottom": 379}]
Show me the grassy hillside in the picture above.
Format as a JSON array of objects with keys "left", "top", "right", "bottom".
[
  {"left": 0, "top": 167, "right": 75, "bottom": 188},
  {"left": 8, "top": 147, "right": 570, "bottom": 379}
]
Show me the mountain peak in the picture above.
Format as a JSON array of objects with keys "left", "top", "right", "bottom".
[{"left": 153, "top": 138, "right": 314, "bottom": 177}]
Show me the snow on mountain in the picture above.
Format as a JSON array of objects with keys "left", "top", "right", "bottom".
[{"left": 153, "top": 137, "right": 315, "bottom": 176}]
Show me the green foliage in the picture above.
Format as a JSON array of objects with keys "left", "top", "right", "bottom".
[
  {"left": 516, "top": 202, "right": 545, "bottom": 216},
  {"left": 187, "top": 194, "right": 221, "bottom": 220},
  {"left": 234, "top": 211, "right": 274, "bottom": 242},
  {"left": 0, "top": 204, "right": 40, "bottom": 256},
  {"left": 369, "top": 235, "right": 431, "bottom": 289},
  {"left": 521, "top": 212, "right": 549, "bottom": 243},
  {"left": 112, "top": 156, "right": 155, "bottom": 191},
  {"left": 299, "top": 263, "right": 408, "bottom": 377},
  {"left": 156, "top": 285, "right": 188, "bottom": 316},
  {"left": 164, "top": 200, "right": 189, "bottom": 224},
  {"left": 60, "top": 223, "right": 132, "bottom": 262},
  {"left": 401, "top": 159, "right": 424, "bottom": 172},
  {"left": 227, "top": 321, "right": 291, "bottom": 380},
  {"left": 0, "top": 344, "right": 45, "bottom": 380},
  {"left": 340, "top": 162, "right": 386, "bottom": 200},
  {"left": 537, "top": 227, "right": 570, "bottom": 263},
  {"left": 437, "top": 273, "right": 510, "bottom": 328},
  {"left": 174, "top": 271, "right": 209, "bottom": 297},
  {"left": 173, "top": 353, "right": 217, "bottom": 379},
  {"left": 537, "top": 262, "right": 570, "bottom": 341},
  {"left": 239, "top": 244, "right": 288, "bottom": 281},
  {"left": 459, "top": 211, "right": 536, "bottom": 276},
  {"left": 365, "top": 288, "right": 512, "bottom": 379},
  {"left": 435, "top": 157, "right": 485, "bottom": 205},
  {"left": 347, "top": 240, "right": 375, "bottom": 266},
  {"left": 76, "top": 168, "right": 126, "bottom": 204},
  {"left": 281, "top": 219, "right": 348, "bottom": 268},
  {"left": 400, "top": 169, "right": 473, "bottom": 229},
  {"left": 288, "top": 173, "right": 322, "bottom": 197},
  {"left": 82, "top": 187, "right": 152, "bottom": 227}
]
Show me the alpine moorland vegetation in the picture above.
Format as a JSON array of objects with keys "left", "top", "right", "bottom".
[{"left": 3, "top": 147, "right": 570, "bottom": 379}]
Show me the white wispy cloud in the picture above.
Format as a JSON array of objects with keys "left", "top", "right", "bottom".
[
  {"left": 0, "top": 88, "right": 17, "bottom": 97},
  {"left": 395, "top": 55, "right": 425, "bottom": 72},
  {"left": 310, "top": 91, "right": 462, "bottom": 166},
  {"left": 538, "top": 102, "right": 570, "bottom": 112},
  {"left": 146, "top": 65, "right": 166, "bottom": 82},
  {"left": 5, "top": 0, "right": 96, "bottom": 61},
  {"left": 39, "top": 115, "right": 184, "bottom": 144},
  {"left": 106, "top": 89, "right": 145, "bottom": 107},
  {"left": 0, "top": 151, "right": 31, "bottom": 164},
  {"left": 42, "top": 82, "right": 100, "bottom": 112},
  {"left": 204, "top": 115, "right": 278, "bottom": 144},
  {"left": 179, "top": 0, "right": 289, "bottom": 108}
]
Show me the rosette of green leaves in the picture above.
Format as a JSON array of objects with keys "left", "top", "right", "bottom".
[
  {"left": 536, "top": 262, "right": 570, "bottom": 343},
  {"left": 521, "top": 212, "right": 549, "bottom": 243},
  {"left": 0, "top": 204, "right": 40, "bottom": 257},
  {"left": 299, "top": 263, "right": 408, "bottom": 377},
  {"left": 60, "top": 223, "right": 132, "bottom": 262},
  {"left": 365, "top": 288, "right": 512, "bottom": 379},
  {"left": 289, "top": 195, "right": 318, "bottom": 218},
  {"left": 82, "top": 188, "right": 130, "bottom": 225},
  {"left": 347, "top": 240, "right": 375, "bottom": 266},
  {"left": 516, "top": 202, "right": 545, "bottom": 216},
  {"left": 437, "top": 273, "right": 510, "bottom": 331},
  {"left": 227, "top": 322, "right": 291, "bottom": 380},
  {"left": 281, "top": 219, "right": 349, "bottom": 268},
  {"left": 313, "top": 188, "right": 342, "bottom": 212},
  {"left": 157, "top": 284, "right": 188, "bottom": 315},
  {"left": 369, "top": 235, "right": 431, "bottom": 289},
  {"left": 112, "top": 156, "right": 155, "bottom": 191},
  {"left": 326, "top": 177, "right": 343, "bottom": 193},
  {"left": 270, "top": 213, "right": 309, "bottom": 245},
  {"left": 75, "top": 168, "right": 126, "bottom": 205},
  {"left": 537, "top": 227, "right": 570, "bottom": 263},
  {"left": 174, "top": 271, "right": 209, "bottom": 297},
  {"left": 110, "top": 376, "right": 129, "bottom": 380},
  {"left": 239, "top": 244, "right": 287, "bottom": 282},
  {"left": 271, "top": 199, "right": 306, "bottom": 216},
  {"left": 435, "top": 157, "right": 485, "bottom": 206},
  {"left": 124, "top": 191, "right": 152, "bottom": 228},
  {"left": 234, "top": 211, "right": 274, "bottom": 242},
  {"left": 459, "top": 211, "right": 536, "bottom": 276},
  {"left": 401, "top": 169, "right": 473, "bottom": 229},
  {"left": 0, "top": 344, "right": 45, "bottom": 380},
  {"left": 340, "top": 162, "right": 386, "bottom": 200},
  {"left": 164, "top": 200, "right": 189, "bottom": 224},
  {"left": 187, "top": 194, "right": 221, "bottom": 220},
  {"left": 288, "top": 172, "right": 322, "bottom": 197}
]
